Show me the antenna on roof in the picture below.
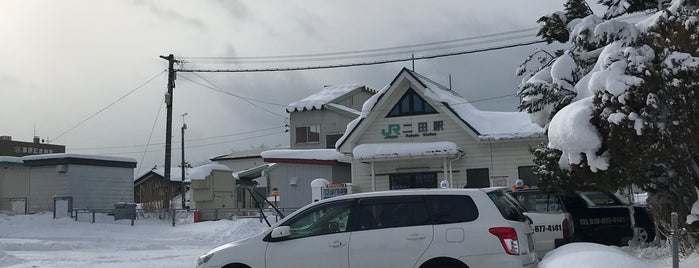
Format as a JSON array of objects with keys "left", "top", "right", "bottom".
[{"left": 411, "top": 53, "right": 415, "bottom": 71}]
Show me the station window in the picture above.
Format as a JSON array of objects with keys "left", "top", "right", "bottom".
[{"left": 386, "top": 89, "right": 437, "bottom": 117}]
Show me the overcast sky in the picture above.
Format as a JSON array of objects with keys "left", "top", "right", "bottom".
[{"left": 0, "top": 0, "right": 593, "bottom": 174}]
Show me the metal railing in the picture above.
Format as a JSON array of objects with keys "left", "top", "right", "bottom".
[{"left": 70, "top": 207, "right": 299, "bottom": 226}]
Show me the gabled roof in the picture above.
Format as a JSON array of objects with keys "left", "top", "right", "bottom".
[
  {"left": 336, "top": 68, "right": 544, "bottom": 149},
  {"left": 134, "top": 164, "right": 231, "bottom": 183},
  {"left": 286, "top": 84, "right": 375, "bottom": 113}
]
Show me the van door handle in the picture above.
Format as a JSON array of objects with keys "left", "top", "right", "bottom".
[
  {"left": 407, "top": 234, "right": 426, "bottom": 240},
  {"left": 328, "top": 241, "right": 346, "bottom": 248}
]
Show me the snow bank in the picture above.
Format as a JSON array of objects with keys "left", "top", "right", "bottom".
[{"left": 540, "top": 243, "right": 657, "bottom": 268}]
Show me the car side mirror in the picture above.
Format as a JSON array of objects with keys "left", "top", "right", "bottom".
[{"left": 270, "top": 226, "right": 291, "bottom": 238}]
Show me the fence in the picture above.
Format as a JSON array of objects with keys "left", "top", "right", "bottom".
[
  {"left": 0, "top": 197, "right": 27, "bottom": 215},
  {"left": 71, "top": 207, "right": 299, "bottom": 227}
]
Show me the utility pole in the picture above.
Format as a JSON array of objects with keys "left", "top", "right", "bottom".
[
  {"left": 160, "top": 54, "right": 176, "bottom": 209},
  {"left": 181, "top": 112, "right": 188, "bottom": 209}
]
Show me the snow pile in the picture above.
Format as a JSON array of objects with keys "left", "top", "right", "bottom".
[
  {"left": 286, "top": 84, "right": 367, "bottom": 112},
  {"left": 540, "top": 243, "right": 657, "bottom": 268}
]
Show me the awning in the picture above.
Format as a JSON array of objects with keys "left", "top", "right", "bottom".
[
  {"left": 233, "top": 163, "right": 275, "bottom": 181},
  {"left": 352, "top": 141, "right": 462, "bottom": 161}
]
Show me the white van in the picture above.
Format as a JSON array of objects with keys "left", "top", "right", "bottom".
[{"left": 197, "top": 188, "right": 538, "bottom": 268}]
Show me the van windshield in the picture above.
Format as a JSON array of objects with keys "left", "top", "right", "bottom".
[{"left": 487, "top": 190, "right": 527, "bottom": 222}]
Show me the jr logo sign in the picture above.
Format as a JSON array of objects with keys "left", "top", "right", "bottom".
[{"left": 381, "top": 124, "right": 400, "bottom": 139}]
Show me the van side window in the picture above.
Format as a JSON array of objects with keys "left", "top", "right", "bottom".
[
  {"left": 426, "top": 195, "right": 478, "bottom": 224},
  {"left": 284, "top": 200, "right": 352, "bottom": 239},
  {"left": 349, "top": 196, "right": 430, "bottom": 231}
]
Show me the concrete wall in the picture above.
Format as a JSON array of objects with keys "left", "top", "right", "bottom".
[{"left": 0, "top": 163, "right": 30, "bottom": 213}]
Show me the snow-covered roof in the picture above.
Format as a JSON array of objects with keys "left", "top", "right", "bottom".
[
  {"left": 22, "top": 153, "right": 136, "bottom": 163},
  {"left": 410, "top": 70, "right": 544, "bottom": 139},
  {"left": 286, "top": 84, "right": 371, "bottom": 112},
  {"left": 188, "top": 164, "right": 232, "bottom": 181},
  {"left": 261, "top": 149, "right": 351, "bottom": 163},
  {"left": 336, "top": 69, "right": 544, "bottom": 148},
  {"left": 210, "top": 147, "right": 280, "bottom": 161},
  {"left": 0, "top": 156, "right": 23, "bottom": 164},
  {"left": 135, "top": 164, "right": 231, "bottom": 182},
  {"left": 353, "top": 141, "right": 461, "bottom": 160}
]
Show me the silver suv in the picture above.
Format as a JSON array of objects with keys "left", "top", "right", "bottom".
[{"left": 197, "top": 188, "right": 537, "bottom": 268}]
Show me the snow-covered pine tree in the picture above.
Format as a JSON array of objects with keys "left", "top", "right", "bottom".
[
  {"left": 600, "top": 0, "right": 672, "bottom": 19},
  {"left": 519, "top": 0, "right": 699, "bottom": 248}
]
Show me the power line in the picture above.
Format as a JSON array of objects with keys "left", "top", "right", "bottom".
[
  {"left": 137, "top": 96, "right": 165, "bottom": 175},
  {"left": 183, "top": 33, "right": 537, "bottom": 64},
  {"left": 51, "top": 70, "right": 167, "bottom": 142},
  {"left": 180, "top": 27, "right": 539, "bottom": 61},
  {"left": 178, "top": 74, "right": 288, "bottom": 118},
  {"left": 189, "top": 73, "right": 287, "bottom": 107},
  {"left": 70, "top": 125, "right": 286, "bottom": 150},
  {"left": 175, "top": 40, "right": 545, "bottom": 73},
  {"left": 99, "top": 130, "right": 285, "bottom": 156}
]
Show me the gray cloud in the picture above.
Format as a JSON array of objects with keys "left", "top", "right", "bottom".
[
  {"left": 214, "top": 0, "right": 251, "bottom": 20},
  {"left": 133, "top": 0, "right": 208, "bottom": 30}
]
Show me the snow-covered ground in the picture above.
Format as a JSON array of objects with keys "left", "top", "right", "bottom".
[{"left": 1, "top": 213, "right": 698, "bottom": 268}]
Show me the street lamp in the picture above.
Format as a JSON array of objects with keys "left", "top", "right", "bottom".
[{"left": 181, "top": 112, "right": 188, "bottom": 209}]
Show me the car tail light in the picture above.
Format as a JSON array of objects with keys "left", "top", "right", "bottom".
[
  {"left": 489, "top": 227, "right": 520, "bottom": 255},
  {"left": 562, "top": 218, "right": 572, "bottom": 241}
]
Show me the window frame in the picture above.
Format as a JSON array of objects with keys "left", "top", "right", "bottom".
[
  {"left": 386, "top": 89, "right": 438, "bottom": 118},
  {"left": 295, "top": 124, "right": 321, "bottom": 144}
]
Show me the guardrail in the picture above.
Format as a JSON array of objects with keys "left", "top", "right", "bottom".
[{"left": 70, "top": 207, "right": 299, "bottom": 226}]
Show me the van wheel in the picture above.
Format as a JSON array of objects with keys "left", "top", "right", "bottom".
[
  {"left": 635, "top": 227, "right": 650, "bottom": 243},
  {"left": 222, "top": 264, "right": 251, "bottom": 268},
  {"left": 420, "top": 258, "right": 468, "bottom": 268}
]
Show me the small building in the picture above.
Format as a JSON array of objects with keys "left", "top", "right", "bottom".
[
  {"left": 189, "top": 164, "right": 241, "bottom": 220},
  {"left": 336, "top": 68, "right": 545, "bottom": 192},
  {"left": 21, "top": 154, "right": 136, "bottom": 213},
  {"left": 133, "top": 166, "right": 190, "bottom": 208},
  {"left": 0, "top": 135, "right": 65, "bottom": 157},
  {"left": 0, "top": 156, "right": 29, "bottom": 214},
  {"left": 260, "top": 149, "right": 352, "bottom": 208},
  {"left": 260, "top": 84, "right": 375, "bottom": 208}
]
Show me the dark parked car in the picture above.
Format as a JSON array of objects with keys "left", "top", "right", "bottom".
[{"left": 510, "top": 188, "right": 655, "bottom": 246}]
